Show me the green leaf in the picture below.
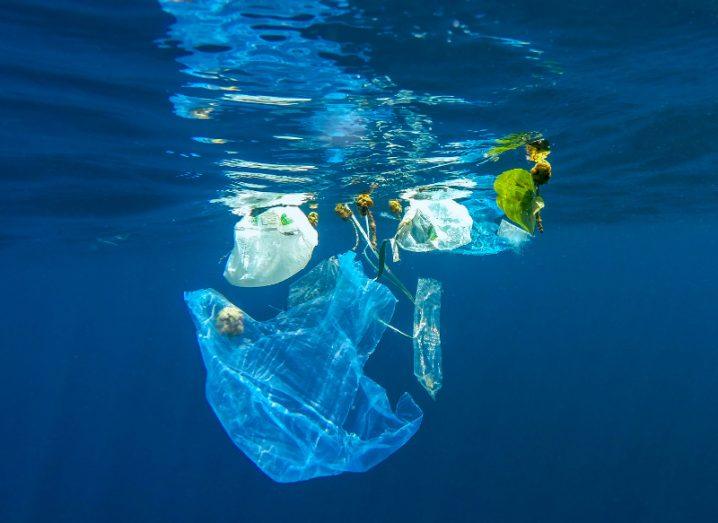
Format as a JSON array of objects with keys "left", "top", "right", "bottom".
[{"left": 494, "top": 168, "right": 541, "bottom": 233}]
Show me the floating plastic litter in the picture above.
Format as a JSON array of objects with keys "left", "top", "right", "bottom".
[
  {"left": 186, "top": 252, "right": 422, "bottom": 483},
  {"left": 497, "top": 219, "right": 532, "bottom": 247},
  {"left": 224, "top": 205, "right": 318, "bottom": 287},
  {"left": 395, "top": 199, "right": 473, "bottom": 252},
  {"left": 394, "top": 177, "right": 534, "bottom": 257},
  {"left": 413, "top": 278, "right": 443, "bottom": 399},
  {"left": 452, "top": 189, "right": 534, "bottom": 256}
]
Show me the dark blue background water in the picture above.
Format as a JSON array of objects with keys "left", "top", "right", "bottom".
[{"left": 2, "top": 1, "right": 718, "bottom": 522}]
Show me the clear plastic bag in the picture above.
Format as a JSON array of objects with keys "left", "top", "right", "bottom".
[
  {"left": 224, "top": 206, "right": 318, "bottom": 287},
  {"left": 496, "top": 219, "right": 532, "bottom": 247},
  {"left": 455, "top": 193, "right": 531, "bottom": 256},
  {"left": 413, "top": 278, "right": 443, "bottom": 399},
  {"left": 395, "top": 199, "right": 472, "bottom": 252}
]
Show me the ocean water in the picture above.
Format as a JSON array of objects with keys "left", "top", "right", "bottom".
[{"left": 2, "top": 0, "right": 718, "bottom": 521}]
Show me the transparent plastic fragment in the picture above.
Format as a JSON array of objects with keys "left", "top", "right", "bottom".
[
  {"left": 395, "top": 199, "right": 472, "bottom": 252},
  {"left": 413, "top": 278, "right": 443, "bottom": 399},
  {"left": 390, "top": 238, "right": 400, "bottom": 262},
  {"left": 455, "top": 192, "right": 532, "bottom": 256},
  {"left": 287, "top": 255, "right": 339, "bottom": 307},
  {"left": 394, "top": 177, "right": 533, "bottom": 258},
  {"left": 186, "top": 252, "right": 422, "bottom": 483},
  {"left": 497, "top": 219, "right": 532, "bottom": 248},
  {"left": 223, "top": 206, "right": 318, "bottom": 287}
]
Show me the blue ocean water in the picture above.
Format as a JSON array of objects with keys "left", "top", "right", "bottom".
[{"left": 2, "top": 0, "right": 718, "bottom": 521}]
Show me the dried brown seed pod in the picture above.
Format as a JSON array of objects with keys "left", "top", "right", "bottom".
[
  {"left": 355, "top": 193, "right": 374, "bottom": 216},
  {"left": 526, "top": 138, "right": 551, "bottom": 163},
  {"left": 388, "top": 199, "right": 403, "bottom": 215},
  {"left": 531, "top": 160, "right": 552, "bottom": 186},
  {"left": 216, "top": 305, "right": 244, "bottom": 336},
  {"left": 334, "top": 203, "right": 352, "bottom": 220}
]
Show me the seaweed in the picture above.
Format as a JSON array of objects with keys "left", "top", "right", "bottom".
[{"left": 485, "top": 132, "right": 542, "bottom": 161}]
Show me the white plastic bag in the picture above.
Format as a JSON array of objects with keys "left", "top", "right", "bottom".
[
  {"left": 224, "top": 206, "right": 318, "bottom": 287},
  {"left": 394, "top": 199, "right": 472, "bottom": 252}
]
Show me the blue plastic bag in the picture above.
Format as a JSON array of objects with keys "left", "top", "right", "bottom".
[{"left": 185, "top": 252, "right": 422, "bottom": 482}]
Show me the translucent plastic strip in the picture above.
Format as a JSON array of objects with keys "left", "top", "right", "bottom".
[{"left": 413, "top": 278, "right": 443, "bottom": 399}]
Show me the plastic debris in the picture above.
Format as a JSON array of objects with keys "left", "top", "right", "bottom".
[
  {"left": 413, "top": 278, "right": 443, "bottom": 399},
  {"left": 497, "top": 219, "right": 532, "bottom": 247},
  {"left": 455, "top": 189, "right": 502, "bottom": 254},
  {"left": 286, "top": 256, "right": 339, "bottom": 307},
  {"left": 390, "top": 238, "right": 401, "bottom": 262},
  {"left": 454, "top": 192, "right": 514, "bottom": 256},
  {"left": 395, "top": 199, "right": 472, "bottom": 252},
  {"left": 224, "top": 206, "right": 318, "bottom": 287},
  {"left": 394, "top": 176, "right": 533, "bottom": 257},
  {"left": 185, "top": 252, "right": 422, "bottom": 483}
]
